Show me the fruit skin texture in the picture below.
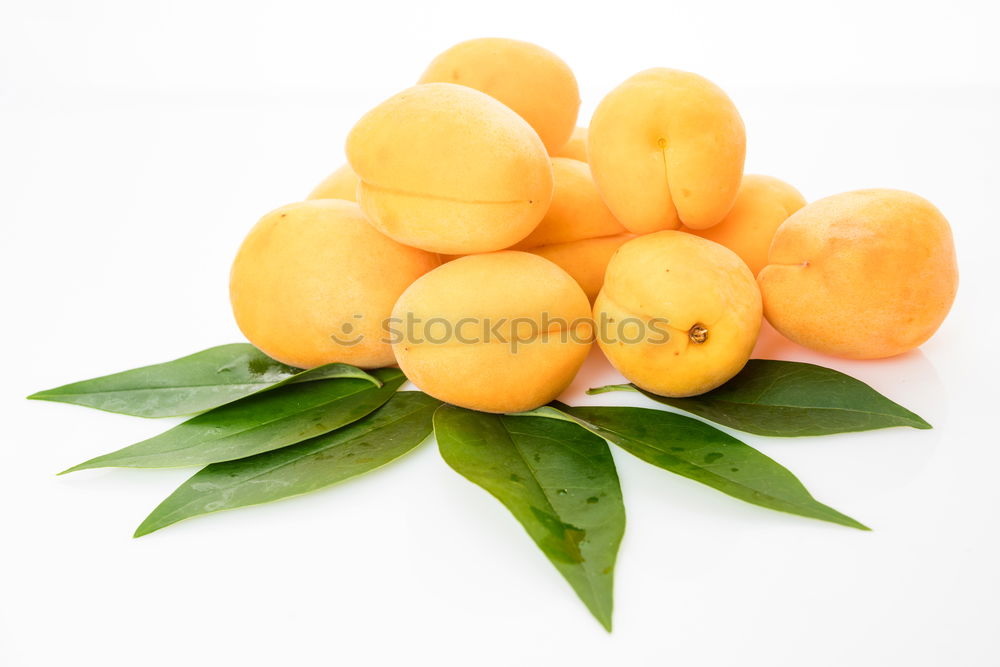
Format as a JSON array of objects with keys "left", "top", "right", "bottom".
[
  {"left": 595, "top": 231, "right": 762, "bottom": 397},
  {"left": 306, "top": 163, "right": 359, "bottom": 201},
  {"left": 758, "top": 189, "right": 958, "bottom": 359},
  {"left": 687, "top": 174, "right": 806, "bottom": 275},
  {"left": 551, "top": 126, "right": 588, "bottom": 161},
  {"left": 588, "top": 68, "right": 746, "bottom": 234},
  {"left": 419, "top": 38, "right": 580, "bottom": 152},
  {"left": 508, "top": 157, "right": 631, "bottom": 302},
  {"left": 346, "top": 83, "right": 554, "bottom": 255},
  {"left": 391, "top": 251, "right": 593, "bottom": 413},
  {"left": 230, "top": 200, "right": 440, "bottom": 369}
]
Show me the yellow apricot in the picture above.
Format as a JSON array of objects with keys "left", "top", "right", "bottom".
[
  {"left": 551, "top": 126, "right": 588, "bottom": 161},
  {"left": 530, "top": 233, "right": 633, "bottom": 303},
  {"left": 595, "top": 231, "right": 761, "bottom": 397},
  {"left": 588, "top": 69, "right": 746, "bottom": 234},
  {"left": 230, "top": 200, "right": 439, "bottom": 369},
  {"left": 419, "top": 38, "right": 580, "bottom": 152},
  {"left": 499, "top": 157, "right": 630, "bottom": 302},
  {"left": 687, "top": 174, "right": 806, "bottom": 275},
  {"left": 346, "top": 83, "right": 554, "bottom": 255},
  {"left": 391, "top": 252, "right": 593, "bottom": 413},
  {"left": 758, "top": 189, "right": 958, "bottom": 359},
  {"left": 306, "top": 163, "right": 359, "bottom": 201},
  {"left": 512, "top": 158, "right": 626, "bottom": 249}
]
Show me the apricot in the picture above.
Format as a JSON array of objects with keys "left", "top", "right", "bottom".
[
  {"left": 346, "top": 83, "right": 554, "bottom": 255},
  {"left": 687, "top": 174, "right": 806, "bottom": 275},
  {"left": 594, "top": 231, "right": 761, "bottom": 397},
  {"left": 509, "top": 157, "right": 630, "bottom": 301},
  {"left": 551, "top": 126, "right": 588, "bottom": 161},
  {"left": 530, "top": 233, "right": 633, "bottom": 303},
  {"left": 512, "top": 158, "right": 626, "bottom": 249},
  {"left": 418, "top": 38, "right": 580, "bottom": 152},
  {"left": 758, "top": 189, "right": 958, "bottom": 359},
  {"left": 230, "top": 200, "right": 439, "bottom": 369},
  {"left": 588, "top": 68, "right": 746, "bottom": 234},
  {"left": 391, "top": 251, "right": 593, "bottom": 413},
  {"left": 306, "top": 163, "right": 359, "bottom": 201}
]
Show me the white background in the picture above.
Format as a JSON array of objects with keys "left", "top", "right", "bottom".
[{"left": 2, "top": 1, "right": 999, "bottom": 664}]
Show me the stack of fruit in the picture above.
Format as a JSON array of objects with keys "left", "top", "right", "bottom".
[{"left": 230, "top": 37, "right": 959, "bottom": 414}]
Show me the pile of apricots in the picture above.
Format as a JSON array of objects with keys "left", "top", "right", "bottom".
[{"left": 230, "top": 38, "right": 959, "bottom": 414}]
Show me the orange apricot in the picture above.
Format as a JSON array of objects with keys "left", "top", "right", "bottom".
[
  {"left": 530, "top": 233, "right": 633, "bottom": 303},
  {"left": 588, "top": 68, "right": 745, "bottom": 234},
  {"left": 306, "top": 163, "right": 359, "bottom": 201},
  {"left": 758, "top": 189, "right": 958, "bottom": 359},
  {"left": 510, "top": 157, "right": 630, "bottom": 302},
  {"left": 230, "top": 200, "right": 439, "bottom": 369},
  {"left": 346, "top": 83, "right": 553, "bottom": 254},
  {"left": 419, "top": 38, "right": 580, "bottom": 152},
  {"left": 687, "top": 174, "right": 806, "bottom": 275},
  {"left": 551, "top": 126, "right": 588, "bottom": 161},
  {"left": 391, "top": 252, "right": 593, "bottom": 413},
  {"left": 595, "top": 231, "right": 761, "bottom": 397}
]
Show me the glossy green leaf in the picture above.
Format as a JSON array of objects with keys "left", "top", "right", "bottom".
[
  {"left": 28, "top": 343, "right": 379, "bottom": 418},
  {"left": 527, "top": 403, "right": 867, "bottom": 531},
  {"left": 588, "top": 359, "right": 930, "bottom": 436},
  {"left": 435, "top": 406, "right": 625, "bottom": 631},
  {"left": 61, "top": 368, "right": 405, "bottom": 473},
  {"left": 134, "top": 391, "right": 441, "bottom": 537}
]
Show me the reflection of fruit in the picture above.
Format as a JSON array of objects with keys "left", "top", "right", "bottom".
[
  {"left": 687, "top": 174, "right": 806, "bottom": 275},
  {"left": 595, "top": 231, "right": 761, "bottom": 397},
  {"left": 419, "top": 38, "right": 580, "bottom": 152},
  {"left": 758, "top": 189, "right": 959, "bottom": 359},
  {"left": 306, "top": 163, "right": 358, "bottom": 201},
  {"left": 510, "top": 157, "right": 630, "bottom": 302},
  {"left": 589, "top": 68, "right": 745, "bottom": 233},
  {"left": 347, "top": 83, "right": 553, "bottom": 255},
  {"left": 230, "top": 200, "right": 439, "bottom": 369},
  {"left": 391, "top": 252, "right": 593, "bottom": 413},
  {"left": 551, "top": 126, "right": 588, "bottom": 161}
]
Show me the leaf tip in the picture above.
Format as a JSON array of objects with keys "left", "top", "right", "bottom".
[
  {"left": 839, "top": 515, "right": 871, "bottom": 532},
  {"left": 57, "top": 460, "right": 96, "bottom": 475},
  {"left": 132, "top": 522, "right": 155, "bottom": 538}
]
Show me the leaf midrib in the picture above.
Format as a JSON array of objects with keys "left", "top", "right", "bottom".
[
  {"left": 568, "top": 415, "right": 842, "bottom": 521},
  {"left": 655, "top": 391, "right": 922, "bottom": 423},
  {"left": 97, "top": 382, "right": 380, "bottom": 465},
  {"left": 36, "top": 380, "right": 289, "bottom": 397},
  {"left": 499, "top": 418, "right": 609, "bottom": 624},
  {"left": 154, "top": 402, "right": 435, "bottom": 522}
]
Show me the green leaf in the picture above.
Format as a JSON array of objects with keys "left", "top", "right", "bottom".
[
  {"left": 529, "top": 403, "right": 867, "bottom": 531},
  {"left": 28, "top": 343, "right": 379, "bottom": 418},
  {"left": 435, "top": 405, "right": 625, "bottom": 631},
  {"left": 134, "top": 391, "right": 441, "bottom": 537},
  {"left": 61, "top": 368, "right": 405, "bottom": 473},
  {"left": 588, "top": 359, "right": 931, "bottom": 437}
]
